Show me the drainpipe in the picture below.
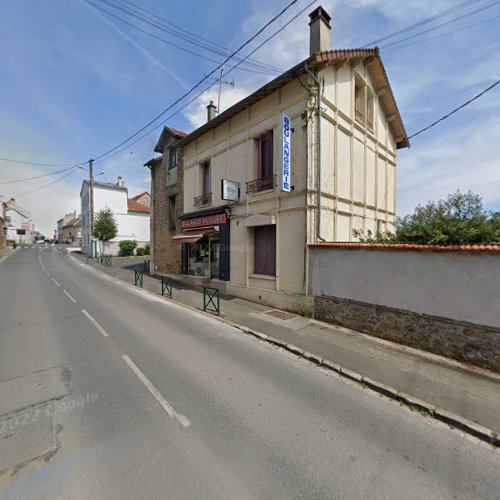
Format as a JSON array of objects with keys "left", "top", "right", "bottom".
[{"left": 304, "top": 64, "right": 325, "bottom": 242}]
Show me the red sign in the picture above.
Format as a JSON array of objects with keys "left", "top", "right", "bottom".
[{"left": 181, "top": 213, "right": 227, "bottom": 229}]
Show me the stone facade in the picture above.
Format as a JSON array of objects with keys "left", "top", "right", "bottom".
[
  {"left": 147, "top": 127, "right": 185, "bottom": 275},
  {"left": 314, "top": 295, "right": 500, "bottom": 373}
]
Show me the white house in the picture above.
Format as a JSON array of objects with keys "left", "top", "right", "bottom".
[
  {"left": 4, "top": 198, "right": 32, "bottom": 245},
  {"left": 80, "top": 177, "right": 150, "bottom": 256}
]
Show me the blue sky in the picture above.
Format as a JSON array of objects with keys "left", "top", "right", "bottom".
[{"left": 0, "top": 0, "right": 499, "bottom": 236}]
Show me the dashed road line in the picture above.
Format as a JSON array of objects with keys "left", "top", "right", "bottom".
[
  {"left": 81, "top": 309, "right": 109, "bottom": 337},
  {"left": 50, "top": 277, "right": 60, "bottom": 287},
  {"left": 121, "top": 354, "right": 191, "bottom": 428},
  {"left": 63, "top": 289, "right": 77, "bottom": 303}
]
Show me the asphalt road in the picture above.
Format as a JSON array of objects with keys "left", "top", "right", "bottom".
[{"left": 0, "top": 246, "right": 499, "bottom": 499}]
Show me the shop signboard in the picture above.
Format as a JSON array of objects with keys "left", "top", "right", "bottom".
[
  {"left": 280, "top": 114, "right": 291, "bottom": 192},
  {"left": 181, "top": 213, "right": 227, "bottom": 230},
  {"left": 221, "top": 179, "right": 240, "bottom": 202}
]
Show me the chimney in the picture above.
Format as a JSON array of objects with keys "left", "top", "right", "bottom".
[
  {"left": 117, "top": 176, "right": 125, "bottom": 188},
  {"left": 309, "top": 6, "right": 332, "bottom": 55},
  {"left": 207, "top": 100, "right": 217, "bottom": 122}
]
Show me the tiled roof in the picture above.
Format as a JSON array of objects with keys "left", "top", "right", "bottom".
[
  {"left": 177, "top": 48, "right": 409, "bottom": 150},
  {"left": 308, "top": 242, "right": 500, "bottom": 252},
  {"left": 169, "top": 127, "right": 187, "bottom": 138},
  {"left": 127, "top": 199, "right": 150, "bottom": 213},
  {"left": 130, "top": 192, "right": 150, "bottom": 202}
]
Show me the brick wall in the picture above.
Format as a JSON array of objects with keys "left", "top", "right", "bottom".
[{"left": 150, "top": 143, "right": 183, "bottom": 275}]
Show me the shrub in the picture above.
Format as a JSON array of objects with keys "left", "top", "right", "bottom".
[
  {"left": 136, "top": 247, "right": 146, "bottom": 256},
  {"left": 119, "top": 240, "right": 137, "bottom": 256},
  {"left": 144, "top": 243, "right": 150, "bottom": 255}
]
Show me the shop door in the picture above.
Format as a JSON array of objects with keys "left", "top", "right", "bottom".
[{"left": 210, "top": 237, "right": 220, "bottom": 279}]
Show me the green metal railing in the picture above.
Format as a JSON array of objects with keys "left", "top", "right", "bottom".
[
  {"left": 134, "top": 269, "right": 143, "bottom": 288},
  {"left": 161, "top": 276, "right": 172, "bottom": 298},
  {"left": 203, "top": 287, "right": 220, "bottom": 316}
]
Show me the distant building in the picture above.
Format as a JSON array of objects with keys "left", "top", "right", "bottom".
[
  {"left": 80, "top": 177, "right": 150, "bottom": 256},
  {"left": 4, "top": 198, "right": 32, "bottom": 245},
  {"left": 60, "top": 211, "right": 81, "bottom": 246},
  {"left": 0, "top": 201, "right": 6, "bottom": 249}
]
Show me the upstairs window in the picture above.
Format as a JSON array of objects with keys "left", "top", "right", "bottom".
[
  {"left": 354, "top": 78, "right": 366, "bottom": 123},
  {"left": 367, "top": 92, "right": 375, "bottom": 131},
  {"left": 202, "top": 161, "right": 211, "bottom": 195},
  {"left": 257, "top": 130, "right": 273, "bottom": 180},
  {"left": 168, "top": 148, "right": 178, "bottom": 170}
]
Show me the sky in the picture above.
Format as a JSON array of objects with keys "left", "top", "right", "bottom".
[{"left": 0, "top": 0, "right": 499, "bottom": 236}]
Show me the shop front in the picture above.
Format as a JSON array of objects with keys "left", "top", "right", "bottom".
[{"left": 174, "top": 208, "right": 230, "bottom": 281}]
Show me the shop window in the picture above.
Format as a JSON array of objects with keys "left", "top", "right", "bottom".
[
  {"left": 168, "top": 195, "right": 176, "bottom": 233},
  {"left": 254, "top": 225, "right": 276, "bottom": 276}
]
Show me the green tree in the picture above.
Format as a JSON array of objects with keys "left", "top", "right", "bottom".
[
  {"left": 354, "top": 191, "right": 500, "bottom": 245},
  {"left": 93, "top": 208, "right": 118, "bottom": 255}
]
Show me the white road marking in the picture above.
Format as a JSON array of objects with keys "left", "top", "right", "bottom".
[
  {"left": 121, "top": 354, "right": 191, "bottom": 428},
  {"left": 63, "top": 289, "right": 77, "bottom": 303},
  {"left": 50, "top": 277, "right": 60, "bottom": 287},
  {"left": 81, "top": 309, "right": 109, "bottom": 337},
  {"left": 38, "top": 250, "right": 51, "bottom": 276}
]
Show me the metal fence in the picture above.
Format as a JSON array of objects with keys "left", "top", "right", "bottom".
[
  {"left": 203, "top": 287, "right": 220, "bottom": 316},
  {"left": 161, "top": 276, "right": 172, "bottom": 298}
]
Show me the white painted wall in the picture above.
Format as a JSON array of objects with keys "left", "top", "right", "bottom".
[
  {"left": 5, "top": 208, "right": 32, "bottom": 244},
  {"left": 309, "top": 247, "right": 500, "bottom": 328}
]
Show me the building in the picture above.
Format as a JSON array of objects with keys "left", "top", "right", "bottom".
[
  {"left": 149, "top": 6, "right": 408, "bottom": 312},
  {"left": 80, "top": 177, "right": 150, "bottom": 256},
  {"left": 4, "top": 198, "right": 32, "bottom": 245},
  {"left": 0, "top": 201, "right": 6, "bottom": 249},
  {"left": 145, "top": 126, "right": 187, "bottom": 275},
  {"left": 60, "top": 211, "right": 81, "bottom": 246}
]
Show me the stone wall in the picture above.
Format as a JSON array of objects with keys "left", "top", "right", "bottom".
[
  {"left": 309, "top": 244, "right": 500, "bottom": 372},
  {"left": 150, "top": 144, "right": 183, "bottom": 275}
]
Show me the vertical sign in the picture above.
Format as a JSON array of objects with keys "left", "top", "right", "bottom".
[{"left": 281, "top": 114, "right": 291, "bottom": 192}]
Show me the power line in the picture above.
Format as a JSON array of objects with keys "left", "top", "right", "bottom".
[
  {"left": 0, "top": 165, "right": 79, "bottom": 186},
  {"left": 13, "top": 167, "right": 80, "bottom": 197},
  {"left": 84, "top": 1, "right": 277, "bottom": 76},
  {"left": 363, "top": 0, "right": 484, "bottom": 46},
  {"left": 91, "top": 0, "right": 304, "bottom": 162},
  {"left": 381, "top": 1, "right": 500, "bottom": 49},
  {"left": 409, "top": 79, "right": 500, "bottom": 139},
  {"left": 94, "top": 0, "right": 317, "bottom": 164},
  {"left": 0, "top": 157, "right": 79, "bottom": 167}
]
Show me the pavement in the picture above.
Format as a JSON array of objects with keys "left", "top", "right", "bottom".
[
  {"left": 73, "top": 251, "right": 500, "bottom": 440},
  {"left": 0, "top": 246, "right": 499, "bottom": 499}
]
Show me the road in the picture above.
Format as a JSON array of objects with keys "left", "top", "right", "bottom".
[{"left": 0, "top": 246, "right": 498, "bottom": 499}]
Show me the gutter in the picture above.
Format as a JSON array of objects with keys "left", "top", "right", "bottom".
[{"left": 304, "top": 64, "right": 325, "bottom": 242}]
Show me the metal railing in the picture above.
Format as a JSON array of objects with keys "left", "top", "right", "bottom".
[
  {"left": 194, "top": 192, "right": 212, "bottom": 207},
  {"left": 161, "top": 276, "right": 172, "bottom": 298},
  {"left": 143, "top": 259, "right": 150, "bottom": 273},
  {"left": 246, "top": 174, "right": 276, "bottom": 194},
  {"left": 134, "top": 269, "right": 143, "bottom": 288},
  {"left": 203, "top": 286, "right": 220, "bottom": 316}
]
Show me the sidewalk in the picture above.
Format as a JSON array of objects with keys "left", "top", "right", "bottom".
[
  {"left": 0, "top": 246, "right": 18, "bottom": 261},
  {"left": 72, "top": 252, "right": 500, "bottom": 442}
]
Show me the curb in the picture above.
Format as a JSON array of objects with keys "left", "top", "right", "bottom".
[{"left": 71, "top": 253, "right": 500, "bottom": 448}]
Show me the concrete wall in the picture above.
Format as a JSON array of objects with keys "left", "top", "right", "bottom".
[{"left": 309, "top": 246, "right": 500, "bottom": 372}]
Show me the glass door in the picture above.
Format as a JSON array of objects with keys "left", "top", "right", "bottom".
[{"left": 209, "top": 236, "right": 220, "bottom": 279}]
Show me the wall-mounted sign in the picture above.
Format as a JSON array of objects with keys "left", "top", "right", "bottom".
[
  {"left": 181, "top": 213, "right": 227, "bottom": 230},
  {"left": 221, "top": 179, "right": 240, "bottom": 202},
  {"left": 280, "top": 114, "right": 291, "bottom": 192}
]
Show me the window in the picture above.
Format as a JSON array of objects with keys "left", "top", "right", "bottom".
[
  {"left": 168, "top": 195, "right": 176, "bottom": 233},
  {"left": 194, "top": 161, "right": 212, "bottom": 206},
  {"left": 367, "top": 92, "right": 375, "bottom": 131},
  {"left": 354, "top": 78, "right": 365, "bottom": 122},
  {"left": 168, "top": 148, "right": 178, "bottom": 170},
  {"left": 254, "top": 225, "right": 276, "bottom": 276},
  {"left": 247, "top": 130, "right": 274, "bottom": 193}
]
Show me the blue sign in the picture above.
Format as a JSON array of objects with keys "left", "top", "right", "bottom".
[{"left": 281, "top": 114, "right": 291, "bottom": 192}]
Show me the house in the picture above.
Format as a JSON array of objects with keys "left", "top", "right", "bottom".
[
  {"left": 60, "top": 211, "right": 82, "bottom": 246},
  {"left": 148, "top": 6, "right": 408, "bottom": 313},
  {"left": 4, "top": 198, "right": 32, "bottom": 245},
  {"left": 0, "top": 201, "right": 6, "bottom": 249},
  {"left": 80, "top": 177, "right": 150, "bottom": 256},
  {"left": 144, "top": 126, "right": 187, "bottom": 275}
]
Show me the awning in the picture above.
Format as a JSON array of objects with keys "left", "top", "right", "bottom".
[{"left": 171, "top": 228, "right": 215, "bottom": 244}]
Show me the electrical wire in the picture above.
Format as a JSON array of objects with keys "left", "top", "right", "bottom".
[
  {"left": 409, "top": 79, "right": 500, "bottom": 139},
  {"left": 91, "top": 0, "right": 303, "bottom": 162},
  {"left": 13, "top": 167, "right": 80, "bottom": 197},
  {"left": 0, "top": 165, "right": 79, "bottom": 186}
]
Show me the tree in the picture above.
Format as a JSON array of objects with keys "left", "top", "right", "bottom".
[
  {"left": 353, "top": 191, "right": 500, "bottom": 245},
  {"left": 93, "top": 208, "right": 118, "bottom": 254}
]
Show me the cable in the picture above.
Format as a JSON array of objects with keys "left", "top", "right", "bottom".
[
  {"left": 92, "top": 0, "right": 303, "bottom": 162},
  {"left": 84, "top": 1, "right": 277, "bottom": 76},
  {"left": 409, "top": 79, "right": 500, "bottom": 139},
  {"left": 94, "top": 0, "right": 317, "bottom": 164},
  {"left": 0, "top": 157, "right": 80, "bottom": 167},
  {"left": 381, "top": 1, "right": 500, "bottom": 49},
  {"left": 13, "top": 167, "right": 80, "bottom": 197},
  {"left": 363, "top": 0, "right": 484, "bottom": 46},
  {"left": 0, "top": 165, "right": 79, "bottom": 186}
]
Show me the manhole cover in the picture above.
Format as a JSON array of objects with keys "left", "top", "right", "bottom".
[{"left": 264, "top": 310, "right": 294, "bottom": 320}]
